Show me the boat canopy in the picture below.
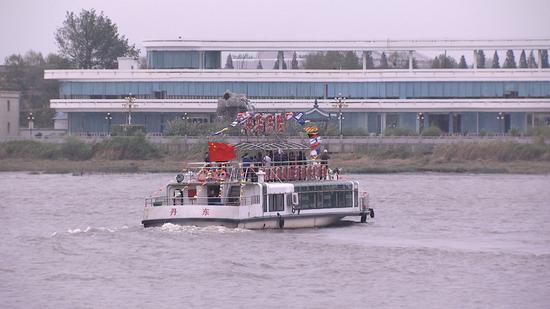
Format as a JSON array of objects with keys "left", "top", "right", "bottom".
[{"left": 234, "top": 141, "right": 308, "bottom": 153}]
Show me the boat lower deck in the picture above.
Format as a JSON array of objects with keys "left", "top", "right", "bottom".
[{"left": 142, "top": 210, "right": 369, "bottom": 229}]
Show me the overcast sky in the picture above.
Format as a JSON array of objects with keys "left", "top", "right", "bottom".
[{"left": 1, "top": 0, "right": 549, "bottom": 61}]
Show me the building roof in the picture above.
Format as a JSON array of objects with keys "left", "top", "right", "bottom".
[{"left": 143, "top": 39, "right": 550, "bottom": 52}]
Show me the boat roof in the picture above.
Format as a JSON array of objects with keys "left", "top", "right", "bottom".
[{"left": 235, "top": 141, "right": 309, "bottom": 152}]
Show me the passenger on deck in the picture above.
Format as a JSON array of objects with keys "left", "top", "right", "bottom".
[
  {"left": 297, "top": 151, "right": 306, "bottom": 165},
  {"left": 256, "top": 152, "right": 263, "bottom": 167},
  {"left": 288, "top": 152, "right": 296, "bottom": 165},
  {"left": 320, "top": 149, "right": 330, "bottom": 166},
  {"left": 242, "top": 153, "right": 251, "bottom": 180},
  {"left": 273, "top": 149, "right": 282, "bottom": 166},
  {"left": 282, "top": 152, "right": 289, "bottom": 165},
  {"left": 263, "top": 152, "right": 272, "bottom": 167}
]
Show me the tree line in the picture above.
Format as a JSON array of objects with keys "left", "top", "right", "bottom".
[
  {"left": 1, "top": 9, "right": 138, "bottom": 126},
  {"left": 236, "top": 49, "right": 549, "bottom": 70}
]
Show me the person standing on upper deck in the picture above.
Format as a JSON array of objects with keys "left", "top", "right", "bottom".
[
  {"left": 263, "top": 152, "right": 272, "bottom": 167},
  {"left": 320, "top": 149, "right": 330, "bottom": 166}
]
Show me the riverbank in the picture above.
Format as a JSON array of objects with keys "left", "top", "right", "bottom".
[
  {"left": 2, "top": 156, "right": 550, "bottom": 174},
  {"left": 1, "top": 138, "right": 549, "bottom": 174}
]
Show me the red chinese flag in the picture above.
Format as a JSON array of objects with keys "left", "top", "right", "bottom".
[{"left": 208, "top": 142, "right": 236, "bottom": 162}]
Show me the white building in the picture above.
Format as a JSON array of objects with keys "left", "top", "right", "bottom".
[
  {"left": 0, "top": 91, "right": 20, "bottom": 138},
  {"left": 44, "top": 39, "right": 550, "bottom": 135}
]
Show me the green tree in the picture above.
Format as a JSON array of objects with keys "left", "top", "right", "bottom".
[
  {"left": 458, "top": 55, "right": 467, "bottom": 69},
  {"left": 324, "top": 51, "right": 342, "bottom": 69},
  {"left": 519, "top": 50, "right": 528, "bottom": 68},
  {"left": 55, "top": 9, "right": 139, "bottom": 69},
  {"left": 476, "top": 50, "right": 486, "bottom": 68},
  {"left": 365, "top": 51, "right": 374, "bottom": 69},
  {"left": 2, "top": 51, "right": 71, "bottom": 127},
  {"left": 379, "top": 52, "right": 388, "bottom": 69},
  {"left": 542, "top": 50, "right": 549, "bottom": 68},
  {"left": 528, "top": 50, "right": 537, "bottom": 68},
  {"left": 503, "top": 50, "right": 516, "bottom": 68},
  {"left": 303, "top": 52, "right": 325, "bottom": 69},
  {"left": 491, "top": 51, "right": 500, "bottom": 68},
  {"left": 431, "top": 54, "right": 457, "bottom": 68},
  {"left": 256, "top": 60, "right": 263, "bottom": 69},
  {"left": 291, "top": 51, "right": 299, "bottom": 69},
  {"left": 388, "top": 51, "right": 404, "bottom": 69},
  {"left": 342, "top": 51, "right": 360, "bottom": 69},
  {"left": 225, "top": 54, "right": 234, "bottom": 69},
  {"left": 273, "top": 51, "right": 287, "bottom": 69}
]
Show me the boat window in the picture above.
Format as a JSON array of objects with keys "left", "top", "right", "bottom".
[
  {"left": 268, "top": 194, "right": 285, "bottom": 212},
  {"left": 298, "top": 192, "right": 315, "bottom": 209},
  {"left": 227, "top": 185, "right": 240, "bottom": 206},
  {"left": 207, "top": 185, "right": 221, "bottom": 205}
]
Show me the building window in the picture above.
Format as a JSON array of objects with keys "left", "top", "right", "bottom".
[{"left": 7, "top": 100, "right": 10, "bottom": 112}]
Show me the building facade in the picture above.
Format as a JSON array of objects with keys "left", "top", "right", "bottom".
[
  {"left": 45, "top": 39, "right": 550, "bottom": 135},
  {"left": 0, "top": 91, "right": 20, "bottom": 138}
]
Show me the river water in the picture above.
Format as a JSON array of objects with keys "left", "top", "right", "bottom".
[{"left": 1, "top": 172, "right": 549, "bottom": 309}]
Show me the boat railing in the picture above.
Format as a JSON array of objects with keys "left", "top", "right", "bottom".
[
  {"left": 182, "top": 160, "right": 335, "bottom": 183},
  {"left": 145, "top": 194, "right": 261, "bottom": 207}
]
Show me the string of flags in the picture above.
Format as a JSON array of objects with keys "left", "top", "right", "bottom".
[
  {"left": 213, "top": 111, "right": 311, "bottom": 136},
  {"left": 210, "top": 110, "right": 321, "bottom": 157}
]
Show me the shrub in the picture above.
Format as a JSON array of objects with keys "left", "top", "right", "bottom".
[
  {"left": 433, "top": 142, "right": 550, "bottom": 162},
  {"left": 166, "top": 120, "right": 227, "bottom": 136},
  {"left": 508, "top": 128, "right": 520, "bottom": 137},
  {"left": 525, "top": 126, "right": 550, "bottom": 138},
  {"left": 0, "top": 140, "right": 60, "bottom": 159},
  {"left": 384, "top": 127, "right": 416, "bottom": 136},
  {"left": 61, "top": 137, "right": 93, "bottom": 160},
  {"left": 111, "top": 124, "right": 145, "bottom": 136},
  {"left": 364, "top": 145, "right": 414, "bottom": 159},
  {"left": 421, "top": 125, "right": 442, "bottom": 137},
  {"left": 94, "top": 134, "right": 160, "bottom": 160}
]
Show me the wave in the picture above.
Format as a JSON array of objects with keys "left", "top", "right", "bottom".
[
  {"left": 49, "top": 225, "right": 131, "bottom": 237},
  {"left": 152, "top": 223, "right": 250, "bottom": 234}
]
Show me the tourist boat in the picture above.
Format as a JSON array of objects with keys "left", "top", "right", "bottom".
[{"left": 142, "top": 141, "right": 374, "bottom": 229}]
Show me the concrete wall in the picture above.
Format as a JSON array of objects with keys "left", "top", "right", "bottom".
[{"left": 0, "top": 91, "right": 20, "bottom": 137}]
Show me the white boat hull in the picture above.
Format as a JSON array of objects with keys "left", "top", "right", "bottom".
[{"left": 142, "top": 204, "right": 366, "bottom": 229}]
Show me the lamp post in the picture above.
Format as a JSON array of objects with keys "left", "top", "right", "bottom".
[
  {"left": 123, "top": 93, "right": 137, "bottom": 125},
  {"left": 105, "top": 112, "right": 113, "bottom": 134},
  {"left": 496, "top": 112, "right": 505, "bottom": 134},
  {"left": 416, "top": 112, "right": 425, "bottom": 134},
  {"left": 27, "top": 112, "right": 35, "bottom": 137},
  {"left": 332, "top": 93, "right": 348, "bottom": 137},
  {"left": 182, "top": 112, "right": 190, "bottom": 135}
]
